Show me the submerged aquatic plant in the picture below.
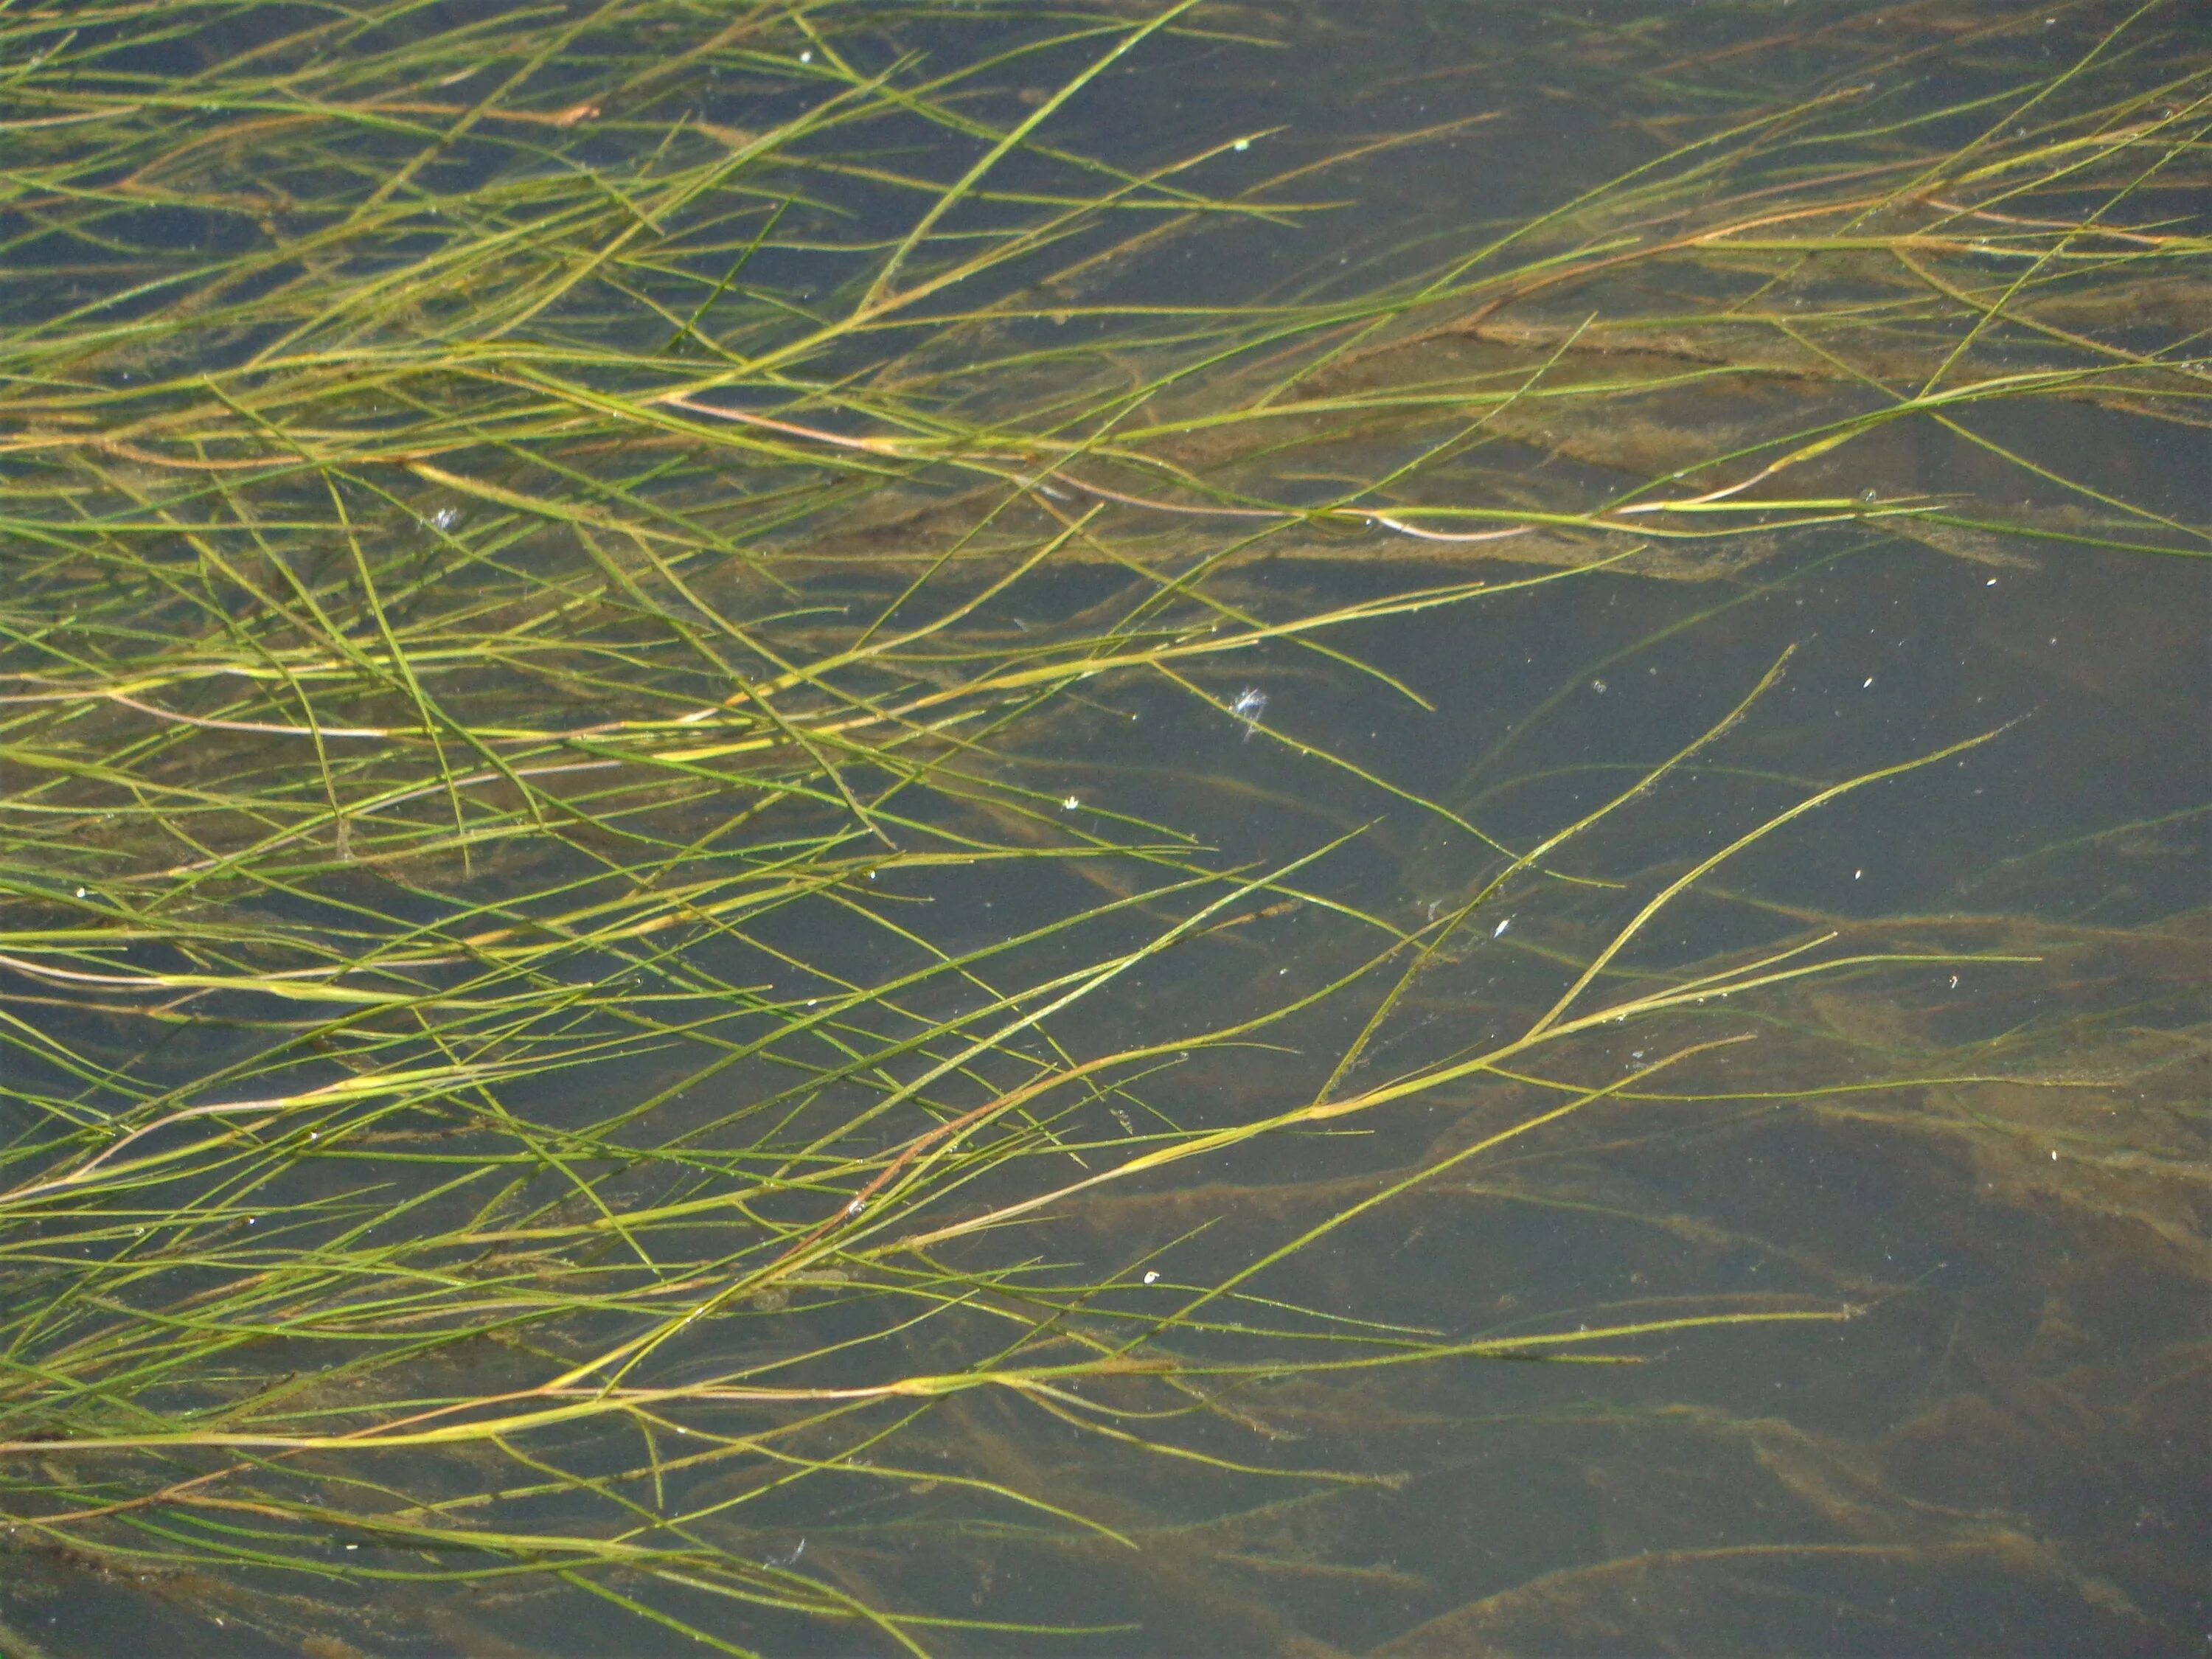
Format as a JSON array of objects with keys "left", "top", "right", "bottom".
[{"left": 0, "top": 0, "right": 2202, "bottom": 1651}]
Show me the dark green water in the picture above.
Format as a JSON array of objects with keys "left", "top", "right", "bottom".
[{"left": 1, "top": 1, "right": 2204, "bottom": 1654}]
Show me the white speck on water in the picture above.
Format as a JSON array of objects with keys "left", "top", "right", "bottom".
[
  {"left": 1590, "top": 678, "right": 1607, "bottom": 693},
  {"left": 1492, "top": 917, "right": 1512, "bottom": 938},
  {"left": 1062, "top": 795, "right": 1081, "bottom": 810},
  {"left": 1143, "top": 1270, "right": 1159, "bottom": 1284}
]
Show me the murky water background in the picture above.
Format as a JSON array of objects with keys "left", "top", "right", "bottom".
[{"left": 1, "top": 1, "right": 2204, "bottom": 1654}]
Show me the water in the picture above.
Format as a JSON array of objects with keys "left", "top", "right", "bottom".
[{"left": 1, "top": 1, "right": 2204, "bottom": 1654}]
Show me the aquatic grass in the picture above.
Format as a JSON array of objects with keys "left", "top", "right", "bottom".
[{"left": 0, "top": 0, "right": 2204, "bottom": 1650}]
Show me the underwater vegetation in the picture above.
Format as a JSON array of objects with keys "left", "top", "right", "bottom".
[{"left": 0, "top": 0, "right": 2203, "bottom": 1652}]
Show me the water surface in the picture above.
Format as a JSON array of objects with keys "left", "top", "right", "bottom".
[{"left": 1, "top": 1, "right": 2203, "bottom": 1655}]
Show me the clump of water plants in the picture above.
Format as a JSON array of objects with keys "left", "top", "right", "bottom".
[{"left": 1, "top": 1, "right": 2203, "bottom": 1652}]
